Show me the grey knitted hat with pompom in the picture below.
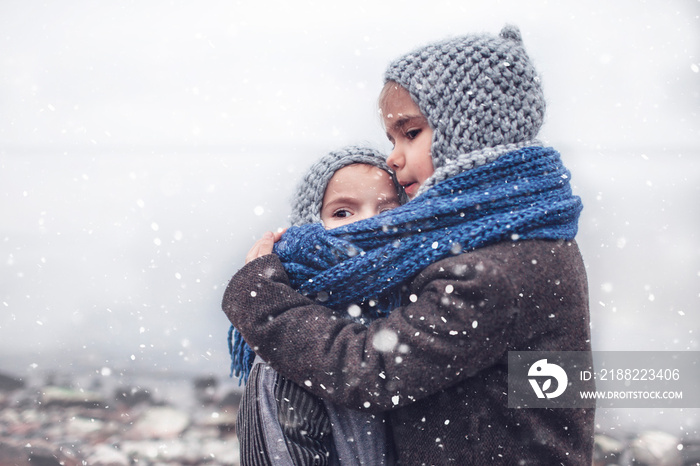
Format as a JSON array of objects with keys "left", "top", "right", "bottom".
[
  {"left": 384, "top": 25, "right": 545, "bottom": 178},
  {"left": 289, "top": 146, "right": 405, "bottom": 226}
]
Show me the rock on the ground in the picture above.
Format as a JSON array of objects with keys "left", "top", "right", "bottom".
[
  {"left": 629, "top": 430, "right": 682, "bottom": 466},
  {"left": 85, "top": 444, "right": 130, "bottom": 466},
  {"left": 127, "top": 406, "right": 190, "bottom": 439},
  {"left": 41, "top": 385, "right": 105, "bottom": 409},
  {"left": 594, "top": 433, "right": 625, "bottom": 466},
  {"left": 0, "top": 372, "right": 25, "bottom": 392}
]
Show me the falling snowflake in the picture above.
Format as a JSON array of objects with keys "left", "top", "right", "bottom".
[
  {"left": 372, "top": 329, "right": 398, "bottom": 352},
  {"left": 347, "top": 304, "right": 361, "bottom": 318}
]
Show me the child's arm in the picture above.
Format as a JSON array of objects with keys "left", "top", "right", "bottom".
[
  {"left": 224, "top": 249, "right": 514, "bottom": 412},
  {"left": 223, "top": 239, "right": 589, "bottom": 413}
]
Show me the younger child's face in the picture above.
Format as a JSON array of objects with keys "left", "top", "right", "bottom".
[
  {"left": 320, "top": 164, "right": 401, "bottom": 229},
  {"left": 380, "top": 83, "right": 434, "bottom": 199}
]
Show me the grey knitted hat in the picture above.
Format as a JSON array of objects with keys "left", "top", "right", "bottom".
[
  {"left": 289, "top": 146, "right": 405, "bottom": 226},
  {"left": 384, "top": 25, "right": 545, "bottom": 179}
]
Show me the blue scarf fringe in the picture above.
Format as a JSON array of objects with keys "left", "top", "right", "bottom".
[
  {"left": 229, "top": 146, "right": 582, "bottom": 382},
  {"left": 229, "top": 323, "right": 256, "bottom": 384}
]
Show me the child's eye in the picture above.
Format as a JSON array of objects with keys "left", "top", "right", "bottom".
[
  {"left": 406, "top": 128, "right": 421, "bottom": 140},
  {"left": 379, "top": 202, "right": 401, "bottom": 214},
  {"left": 333, "top": 209, "right": 352, "bottom": 218}
]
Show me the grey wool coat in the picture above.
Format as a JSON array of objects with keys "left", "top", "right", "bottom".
[{"left": 223, "top": 238, "right": 595, "bottom": 465}]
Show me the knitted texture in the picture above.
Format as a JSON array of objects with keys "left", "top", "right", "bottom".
[
  {"left": 289, "top": 146, "right": 404, "bottom": 226},
  {"left": 384, "top": 25, "right": 545, "bottom": 172},
  {"left": 229, "top": 145, "right": 581, "bottom": 382},
  {"left": 230, "top": 145, "right": 403, "bottom": 383},
  {"left": 275, "top": 145, "right": 581, "bottom": 313},
  {"left": 417, "top": 138, "right": 539, "bottom": 196}
]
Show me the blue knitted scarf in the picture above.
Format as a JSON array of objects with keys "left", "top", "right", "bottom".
[{"left": 229, "top": 146, "right": 582, "bottom": 382}]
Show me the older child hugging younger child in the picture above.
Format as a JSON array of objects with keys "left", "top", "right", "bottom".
[
  {"left": 230, "top": 146, "right": 406, "bottom": 465},
  {"left": 225, "top": 25, "right": 594, "bottom": 465}
]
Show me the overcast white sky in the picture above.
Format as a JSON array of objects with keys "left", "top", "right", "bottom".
[
  {"left": 1, "top": 0, "right": 698, "bottom": 151},
  {"left": 1, "top": 0, "right": 699, "bottom": 432}
]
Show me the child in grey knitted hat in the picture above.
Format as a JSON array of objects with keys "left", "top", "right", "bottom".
[
  {"left": 225, "top": 25, "right": 594, "bottom": 465},
  {"left": 289, "top": 145, "right": 407, "bottom": 226},
  {"left": 235, "top": 145, "right": 404, "bottom": 466},
  {"left": 380, "top": 24, "right": 545, "bottom": 197}
]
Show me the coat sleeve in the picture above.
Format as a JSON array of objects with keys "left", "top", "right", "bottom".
[{"left": 222, "top": 250, "right": 520, "bottom": 413}]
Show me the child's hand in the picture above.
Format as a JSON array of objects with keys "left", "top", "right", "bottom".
[{"left": 245, "top": 230, "right": 286, "bottom": 264}]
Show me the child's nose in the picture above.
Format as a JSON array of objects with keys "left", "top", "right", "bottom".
[{"left": 386, "top": 147, "right": 404, "bottom": 170}]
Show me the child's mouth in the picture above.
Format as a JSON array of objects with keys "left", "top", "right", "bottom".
[{"left": 403, "top": 182, "right": 418, "bottom": 197}]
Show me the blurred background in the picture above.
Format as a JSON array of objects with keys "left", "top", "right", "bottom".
[{"left": 1, "top": 0, "right": 698, "bottom": 434}]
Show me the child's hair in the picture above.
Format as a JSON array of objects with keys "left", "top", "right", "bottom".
[
  {"left": 289, "top": 146, "right": 406, "bottom": 226},
  {"left": 383, "top": 25, "right": 545, "bottom": 180}
]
